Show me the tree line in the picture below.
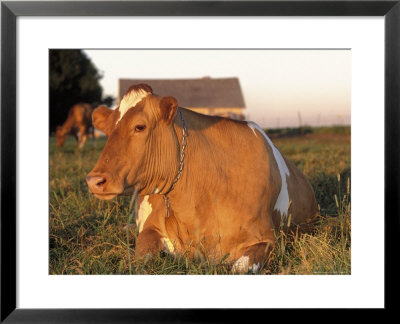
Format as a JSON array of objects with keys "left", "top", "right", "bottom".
[{"left": 49, "top": 50, "right": 114, "bottom": 133}]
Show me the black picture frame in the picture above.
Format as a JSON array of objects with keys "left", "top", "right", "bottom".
[{"left": 1, "top": 0, "right": 398, "bottom": 322}]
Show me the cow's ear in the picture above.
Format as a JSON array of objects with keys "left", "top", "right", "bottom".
[
  {"left": 92, "top": 106, "right": 112, "bottom": 135},
  {"left": 159, "top": 96, "right": 178, "bottom": 124}
]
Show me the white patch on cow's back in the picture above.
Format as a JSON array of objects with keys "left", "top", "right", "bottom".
[
  {"left": 136, "top": 195, "right": 152, "bottom": 233},
  {"left": 248, "top": 122, "right": 291, "bottom": 218},
  {"left": 161, "top": 237, "right": 175, "bottom": 254},
  {"left": 117, "top": 89, "right": 150, "bottom": 124}
]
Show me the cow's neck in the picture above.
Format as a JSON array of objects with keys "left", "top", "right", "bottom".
[
  {"left": 165, "top": 110, "right": 188, "bottom": 195},
  {"left": 61, "top": 117, "right": 74, "bottom": 134},
  {"left": 160, "top": 109, "right": 188, "bottom": 217},
  {"left": 165, "top": 109, "right": 226, "bottom": 220}
]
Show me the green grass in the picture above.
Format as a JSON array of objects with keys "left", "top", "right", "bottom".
[{"left": 49, "top": 128, "right": 351, "bottom": 275}]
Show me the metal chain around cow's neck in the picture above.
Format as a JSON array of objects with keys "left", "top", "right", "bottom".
[{"left": 163, "top": 110, "right": 188, "bottom": 217}]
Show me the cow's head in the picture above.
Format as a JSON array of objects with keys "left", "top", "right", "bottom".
[
  {"left": 56, "top": 126, "right": 66, "bottom": 147},
  {"left": 86, "top": 84, "right": 180, "bottom": 200}
]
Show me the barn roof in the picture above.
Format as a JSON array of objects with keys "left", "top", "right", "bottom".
[{"left": 119, "top": 77, "right": 246, "bottom": 109}]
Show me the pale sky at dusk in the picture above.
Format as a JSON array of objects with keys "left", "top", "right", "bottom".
[{"left": 84, "top": 49, "right": 351, "bottom": 128}]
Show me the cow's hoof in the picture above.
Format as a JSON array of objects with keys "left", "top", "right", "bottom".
[{"left": 231, "top": 256, "right": 260, "bottom": 274}]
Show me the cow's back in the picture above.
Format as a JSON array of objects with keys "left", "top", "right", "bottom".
[
  {"left": 183, "top": 114, "right": 317, "bottom": 230},
  {"left": 69, "top": 103, "right": 92, "bottom": 127}
]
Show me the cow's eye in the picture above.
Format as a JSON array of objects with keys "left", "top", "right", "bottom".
[{"left": 135, "top": 125, "right": 146, "bottom": 132}]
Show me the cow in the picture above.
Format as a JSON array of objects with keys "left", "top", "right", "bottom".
[
  {"left": 56, "top": 103, "right": 95, "bottom": 149},
  {"left": 86, "top": 84, "right": 317, "bottom": 273}
]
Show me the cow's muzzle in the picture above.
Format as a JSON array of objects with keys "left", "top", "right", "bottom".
[{"left": 86, "top": 172, "right": 125, "bottom": 200}]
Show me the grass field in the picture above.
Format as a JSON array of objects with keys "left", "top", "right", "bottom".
[{"left": 49, "top": 127, "right": 351, "bottom": 275}]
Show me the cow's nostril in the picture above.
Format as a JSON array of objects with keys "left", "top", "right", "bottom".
[
  {"left": 86, "top": 175, "right": 107, "bottom": 190},
  {"left": 96, "top": 177, "right": 106, "bottom": 186}
]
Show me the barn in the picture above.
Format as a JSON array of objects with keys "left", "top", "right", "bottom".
[{"left": 119, "top": 77, "right": 246, "bottom": 120}]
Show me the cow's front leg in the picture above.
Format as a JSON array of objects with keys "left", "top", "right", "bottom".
[
  {"left": 135, "top": 228, "right": 175, "bottom": 259},
  {"left": 135, "top": 228, "right": 164, "bottom": 258},
  {"left": 231, "top": 241, "right": 275, "bottom": 274},
  {"left": 77, "top": 128, "right": 88, "bottom": 149}
]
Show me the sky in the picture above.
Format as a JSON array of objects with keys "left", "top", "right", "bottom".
[{"left": 84, "top": 49, "right": 351, "bottom": 129}]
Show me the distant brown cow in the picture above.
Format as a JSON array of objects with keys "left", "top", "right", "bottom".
[
  {"left": 56, "top": 103, "right": 94, "bottom": 149},
  {"left": 86, "top": 84, "right": 317, "bottom": 273}
]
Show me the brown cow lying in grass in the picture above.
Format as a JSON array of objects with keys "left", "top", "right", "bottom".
[
  {"left": 56, "top": 103, "right": 95, "bottom": 149},
  {"left": 86, "top": 84, "right": 317, "bottom": 273}
]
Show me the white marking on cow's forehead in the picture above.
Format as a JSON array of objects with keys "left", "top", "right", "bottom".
[
  {"left": 136, "top": 195, "right": 152, "bottom": 233},
  {"left": 117, "top": 89, "right": 150, "bottom": 124},
  {"left": 248, "top": 122, "right": 291, "bottom": 218}
]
